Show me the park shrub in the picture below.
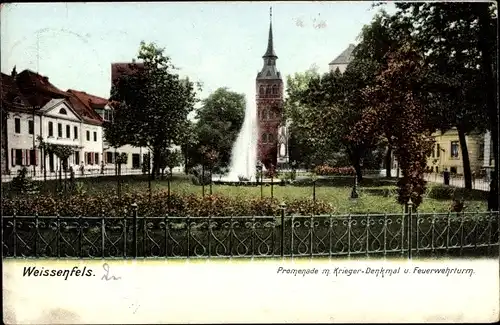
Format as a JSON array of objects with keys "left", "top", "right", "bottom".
[
  {"left": 314, "top": 165, "right": 356, "bottom": 176},
  {"left": 1, "top": 191, "right": 336, "bottom": 218}
]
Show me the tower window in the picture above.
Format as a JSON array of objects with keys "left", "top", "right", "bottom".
[
  {"left": 272, "top": 85, "right": 277, "bottom": 95},
  {"left": 268, "top": 133, "right": 274, "bottom": 143},
  {"left": 259, "top": 86, "right": 265, "bottom": 95},
  {"left": 262, "top": 133, "right": 268, "bottom": 143},
  {"left": 266, "top": 86, "right": 271, "bottom": 94}
]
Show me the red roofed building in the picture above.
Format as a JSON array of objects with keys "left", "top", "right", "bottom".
[{"left": 111, "top": 62, "right": 145, "bottom": 85}]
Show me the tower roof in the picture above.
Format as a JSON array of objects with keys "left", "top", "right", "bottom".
[
  {"left": 263, "top": 7, "right": 277, "bottom": 58},
  {"left": 329, "top": 44, "right": 356, "bottom": 65}
]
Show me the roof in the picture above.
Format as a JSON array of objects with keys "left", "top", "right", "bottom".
[
  {"left": 329, "top": 44, "right": 356, "bottom": 65},
  {"left": 66, "top": 89, "right": 105, "bottom": 125},
  {"left": 111, "top": 62, "right": 145, "bottom": 85},
  {"left": 0, "top": 72, "right": 31, "bottom": 109},
  {"left": 15, "top": 69, "right": 69, "bottom": 108}
]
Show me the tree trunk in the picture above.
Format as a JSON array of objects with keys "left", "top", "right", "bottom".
[
  {"left": 385, "top": 145, "right": 392, "bottom": 178},
  {"left": 477, "top": 4, "right": 499, "bottom": 211},
  {"left": 151, "top": 148, "right": 161, "bottom": 180},
  {"left": 457, "top": 125, "right": 472, "bottom": 190}
]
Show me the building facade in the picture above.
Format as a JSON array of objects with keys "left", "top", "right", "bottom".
[
  {"left": 2, "top": 68, "right": 157, "bottom": 177},
  {"left": 427, "top": 129, "right": 494, "bottom": 175},
  {"left": 256, "top": 11, "right": 285, "bottom": 170}
]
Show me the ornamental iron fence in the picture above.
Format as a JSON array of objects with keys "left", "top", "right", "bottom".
[{"left": 2, "top": 204, "right": 499, "bottom": 259}]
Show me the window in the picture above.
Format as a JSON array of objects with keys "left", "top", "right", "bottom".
[
  {"left": 86, "top": 131, "right": 90, "bottom": 141},
  {"left": 14, "top": 118, "right": 21, "bottom": 133},
  {"left": 132, "top": 154, "right": 140, "bottom": 169},
  {"left": 75, "top": 151, "right": 80, "bottom": 165},
  {"left": 28, "top": 120, "right": 34, "bottom": 135},
  {"left": 95, "top": 153, "right": 100, "bottom": 164},
  {"left": 74, "top": 126, "right": 78, "bottom": 139},
  {"left": 104, "top": 109, "right": 113, "bottom": 122},
  {"left": 57, "top": 123, "right": 63, "bottom": 138},
  {"left": 266, "top": 86, "right": 271, "bottom": 95},
  {"left": 262, "top": 133, "right": 268, "bottom": 143},
  {"left": 259, "top": 86, "right": 265, "bottom": 95},
  {"left": 436, "top": 167, "right": 439, "bottom": 174},
  {"left": 93, "top": 131, "right": 97, "bottom": 142},
  {"left": 106, "top": 152, "right": 114, "bottom": 164},
  {"left": 268, "top": 133, "right": 274, "bottom": 143},
  {"left": 450, "top": 166, "right": 457, "bottom": 174},
  {"left": 450, "top": 141, "right": 459, "bottom": 158},
  {"left": 14, "top": 149, "right": 23, "bottom": 165},
  {"left": 272, "top": 85, "right": 277, "bottom": 95},
  {"left": 29, "top": 150, "right": 36, "bottom": 166},
  {"left": 48, "top": 122, "right": 53, "bottom": 137},
  {"left": 59, "top": 108, "right": 67, "bottom": 115},
  {"left": 436, "top": 144, "right": 441, "bottom": 158},
  {"left": 86, "top": 152, "right": 93, "bottom": 165},
  {"left": 478, "top": 141, "right": 484, "bottom": 161},
  {"left": 66, "top": 125, "right": 70, "bottom": 138},
  {"left": 431, "top": 145, "right": 435, "bottom": 158}
]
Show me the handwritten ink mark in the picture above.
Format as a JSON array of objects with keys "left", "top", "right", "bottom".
[
  {"left": 101, "top": 263, "right": 121, "bottom": 281},
  {"left": 130, "top": 303, "right": 140, "bottom": 314}
]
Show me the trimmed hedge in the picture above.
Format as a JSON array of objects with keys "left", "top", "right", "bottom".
[
  {"left": 314, "top": 165, "right": 356, "bottom": 176},
  {"left": 1, "top": 191, "right": 336, "bottom": 217}
]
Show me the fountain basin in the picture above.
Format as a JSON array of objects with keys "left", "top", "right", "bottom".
[{"left": 212, "top": 177, "right": 286, "bottom": 186}]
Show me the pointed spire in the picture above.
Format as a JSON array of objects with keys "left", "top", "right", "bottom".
[{"left": 263, "top": 6, "right": 277, "bottom": 58}]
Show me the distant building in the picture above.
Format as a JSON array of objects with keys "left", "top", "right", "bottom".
[
  {"left": 256, "top": 10, "right": 285, "bottom": 170},
  {"left": 427, "top": 129, "right": 494, "bottom": 176},
  {"left": 328, "top": 44, "right": 355, "bottom": 73}
]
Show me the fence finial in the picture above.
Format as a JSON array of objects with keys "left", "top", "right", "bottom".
[{"left": 279, "top": 202, "right": 286, "bottom": 209}]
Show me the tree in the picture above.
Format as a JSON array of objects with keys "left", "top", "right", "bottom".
[
  {"left": 389, "top": 2, "right": 496, "bottom": 191},
  {"left": 193, "top": 87, "right": 245, "bottom": 169},
  {"left": 284, "top": 68, "right": 322, "bottom": 167},
  {"left": 179, "top": 120, "right": 198, "bottom": 173},
  {"left": 37, "top": 136, "right": 77, "bottom": 194},
  {"left": 348, "top": 43, "right": 435, "bottom": 208},
  {"left": 105, "top": 41, "right": 200, "bottom": 180},
  {"left": 389, "top": 2, "right": 498, "bottom": 207}
]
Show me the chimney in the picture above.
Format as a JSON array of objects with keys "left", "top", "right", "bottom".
[{"left": 11, "top": 66, "right": 17, "bottom": 78}]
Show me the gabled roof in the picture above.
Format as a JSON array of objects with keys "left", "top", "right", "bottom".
[
  {"left": 111, "top": 62, "right": 145, "bottom": 85},
  {"left": 41, "top": 98, "right": 83, "bottom": 121},
  {"left": 66, "top": 89, "right": 105, "bottom": 126},
  {"left": 15, "top": 69, "right": 69, "bottom": 108},
  {"left": 329, "top": 44, "right": 356, "bottom": 65}
]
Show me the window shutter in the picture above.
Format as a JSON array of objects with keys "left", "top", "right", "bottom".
[
  {"left": 104, "top": 152, "right": 107, "bottom": 163},
  {"left": 35, "top": 150, "right": 39, "bottom": 166},
  {"left": 91, "top": 152, "right": 94, "bottom": 164},
  {"left": 21, "top": 150, "right": 26, "bottom": 166},
  {"left": 11, "top": 149, "right": 15, "bottom": 167}
]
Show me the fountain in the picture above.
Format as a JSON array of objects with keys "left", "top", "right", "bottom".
[{"left": 216, "top": 91, "right": 259, "bottom": 183}]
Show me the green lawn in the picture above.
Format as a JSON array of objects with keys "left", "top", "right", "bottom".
[{"left": 26, "top": 174, "right": 488, "bottom": 214}]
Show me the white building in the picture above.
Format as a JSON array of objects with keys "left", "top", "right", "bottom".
[
  {"left": 2, "top": 68, "right": 189, "bottom": 179},
  {"left": 328, "top": 44, "right": 356, "bottom": 73}
]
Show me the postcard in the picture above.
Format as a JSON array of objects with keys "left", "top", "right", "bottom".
[{"left": 1, "top": 1, "right": 499, "bottom": 323}]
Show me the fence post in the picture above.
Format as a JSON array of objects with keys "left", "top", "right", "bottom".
[
  {"left": 280, "top": 202, "right": 286, "bottom": 258},
  {"left": 131, "top": 203, "right": 138, "bottom": 258},
  {"left": 407, "top": 198, "right": 413, "bottom": 260}
]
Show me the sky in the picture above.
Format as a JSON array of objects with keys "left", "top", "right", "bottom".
[{"left": 1, "top": 1, "right": 396, "bottom": 108}]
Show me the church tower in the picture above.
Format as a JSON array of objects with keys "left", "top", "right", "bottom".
[{"left": 256, "top": 7, "right": 284, "bottom": 170}]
